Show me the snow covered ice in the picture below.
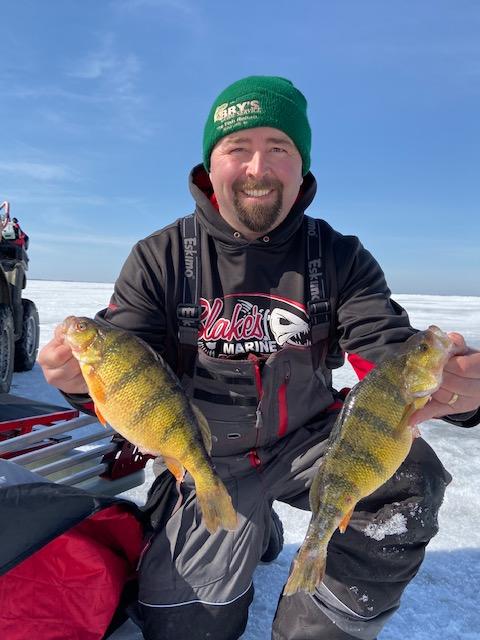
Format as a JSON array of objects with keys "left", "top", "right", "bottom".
[{"left": 9, "top": 281, "right": 480, "bottom": 640}]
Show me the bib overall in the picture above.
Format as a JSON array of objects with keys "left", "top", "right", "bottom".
[{"left": 134, "top": 215, "right": 451, "bottom": 640}]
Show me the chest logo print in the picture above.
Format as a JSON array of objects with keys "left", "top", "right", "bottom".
[{"left": 199, "top": 296, "right": 310, "bottom": 357}]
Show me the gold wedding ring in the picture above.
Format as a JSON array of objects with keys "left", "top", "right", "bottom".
[{"left": 447, "top": 392, "right": 459, "bottom": 406}]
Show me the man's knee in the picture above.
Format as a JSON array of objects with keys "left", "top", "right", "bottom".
[
  {"left": 138, "top": 583, "right": 254, "bottom": 640},
  {"left": 360, "top": 437, "right": 452, "bottom": 547}
]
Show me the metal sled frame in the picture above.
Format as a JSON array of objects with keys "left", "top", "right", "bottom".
[{"left": 0, "top": 394, "right": 148, "bottom": 496}]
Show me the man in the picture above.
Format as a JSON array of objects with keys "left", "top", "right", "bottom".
[
  {"left": 39, "top": 76, "right": 480, "bottom": 640},
  {"left": 11, "top": 217, "right": 29, "bottom": 249}
]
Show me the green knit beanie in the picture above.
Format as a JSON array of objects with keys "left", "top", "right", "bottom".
[{"left": 203, "top": 75, "right": 311, "bottom": 175}]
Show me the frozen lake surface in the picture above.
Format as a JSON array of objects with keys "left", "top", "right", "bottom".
[{"left": 10, "top": 281, "right": 480, "bottom": 640}]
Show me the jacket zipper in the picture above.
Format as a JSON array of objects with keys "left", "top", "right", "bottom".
[{"left": 248, "top": 354, "right": 265, "bottom": 469}]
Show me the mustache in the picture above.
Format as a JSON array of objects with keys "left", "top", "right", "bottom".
[{"left": 232, "top": 177, "right": 282, "bottom": 191}]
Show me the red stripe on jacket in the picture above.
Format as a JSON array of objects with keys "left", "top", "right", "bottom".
[
  {"left": 348, "top": 353, "right": 376, "bottom": 380},
  {"left": 277, "top": 382, "right": 288, "bottom": 437}
]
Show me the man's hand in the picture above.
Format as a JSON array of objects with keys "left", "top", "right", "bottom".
[
  {"left": 38, "top": 324, "right": 88, "bottom": 395},
  {"left": 411, "top": 332, "right": 480, "bottom": 425}
]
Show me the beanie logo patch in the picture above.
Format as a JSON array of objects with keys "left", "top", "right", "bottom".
[{"left": 213, "top": 100, "right": 262, "bottom": 128}]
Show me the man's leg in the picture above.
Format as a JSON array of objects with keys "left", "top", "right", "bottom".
[
  {"left": 136, "top": 467, "right": 272, "bottom": 640},
  {"left": 140, "top": 583, "right": 254, "bottom": 640},
  {"left": 261, "top": 508, "right": 284, "bottom": 563},
  {"left": 271, "top": 437, "right": 451, "bottom": 640}
]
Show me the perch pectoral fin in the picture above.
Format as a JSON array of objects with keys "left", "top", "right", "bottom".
[
  {"left": 82, "top": 365, "right": 107, "bottom": 426},
  {"left": 164, "top": 456, "right": 186, "bottom": 483},
  {"left": 94, "top": 404, "right": 107, "bottom": 427},
  {"left": 338, "top": 507, "right": 354, "bottom": 534}
]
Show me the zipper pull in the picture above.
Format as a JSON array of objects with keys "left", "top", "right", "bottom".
[
  {"left": 248, "top": 449, "right": 262, "bottom": 469},
  {"left": 255, "top": 404, "right": 263, "bottom": 430}
]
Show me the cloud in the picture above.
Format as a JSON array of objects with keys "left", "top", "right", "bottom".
[
  {"left": 0, "top": 161, "right": 76, "bottom": 181},
  {"left": 35, "top": 108, "right": 85, "bottom": 135},
  {"left": 62, "top": 33, "right": 157, "bottom": 139},
  {"left": 33, "top": 230, "right": 137, "bottom": 248},
  {"left": 70, "top": 36, "right": 118, "bottom": 80},
  {"left": 10, "top": 191, "right": 146, "bottom": 211},
  {"left": 3, "top": 31, "right": 156, "bottom": 140},
  {"left": 68, "top": 33, "right": 142, "bottom": 98}
]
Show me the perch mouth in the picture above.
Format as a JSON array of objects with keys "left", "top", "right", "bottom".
[
  {"left": 61, "top": 316, "right": 74, "bottom": 334},
  {"left": 61, "top": 316, "right": 96, "bottom": 353},
  {"left": 428, "top": 325, "right": 462, "bottom": 357}
]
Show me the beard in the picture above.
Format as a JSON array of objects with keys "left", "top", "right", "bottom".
[{"left": 232, "top": 177, "right": 284, "bottom": 233}]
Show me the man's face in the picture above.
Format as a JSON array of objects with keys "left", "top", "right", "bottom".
[{"left": 209, "top": 127, "right": 303, "bottom": 239}]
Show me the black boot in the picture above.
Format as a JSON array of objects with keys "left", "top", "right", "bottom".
[{"left": 261, "top": 508, "right": 284, "bottom": 563}]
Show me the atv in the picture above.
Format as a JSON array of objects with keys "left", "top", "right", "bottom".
[{"left": 0, "top": 201, "right": 40, "bottom": 393}]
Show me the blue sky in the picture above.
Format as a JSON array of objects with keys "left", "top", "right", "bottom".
[{"left": 1, "top": 0, "right": 478, "bottom": 294}]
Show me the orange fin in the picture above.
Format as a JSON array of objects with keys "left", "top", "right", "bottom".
[
  {"left": 83, "top": 364, "right": 107, "bottom": 404},
  {"left": 164, "top": 456, "right": 186, "bottom": 483},
  {"left": 94, "top": 404, "right": 107, "bottom": 427},
  {"left": 338, "top": 507, "right": 354, "bottom": 534},
  {"left": 82, "top": 365, "right": 107, "bottom": 425}
]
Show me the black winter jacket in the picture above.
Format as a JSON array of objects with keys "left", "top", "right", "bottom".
[{"left": 69, "top": 165, "right": 479, "bottom": 430}]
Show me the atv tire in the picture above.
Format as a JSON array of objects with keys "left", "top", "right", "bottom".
[
  {"left": 14, "top": 299, "right": 40, "bottom": 372},
  {"left": 0, "top": 303, "right": 15, "bottom": 393}
]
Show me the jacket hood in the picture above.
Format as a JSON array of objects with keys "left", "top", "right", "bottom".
[{"left": 189, "top": 164, "right": 317, "bottom": 248}]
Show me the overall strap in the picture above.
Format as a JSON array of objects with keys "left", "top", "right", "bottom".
[
  {"left": 305, "top": 216, "right": 337, "bottom": 368},
  {"left": 177, "top": 213, "right": 202, "bottom": 378}
]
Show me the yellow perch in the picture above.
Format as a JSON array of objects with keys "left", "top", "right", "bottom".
[
  {"left": 284, "top": 325, "right": 459, "bottom": 596},
  {"left": 62, "top": 315, "right": 237, "bottom": 534}
]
